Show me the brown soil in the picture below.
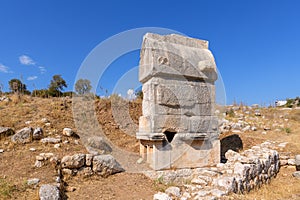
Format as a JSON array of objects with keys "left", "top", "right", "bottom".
[{"left": 0, "top": 95, "right": 300, "bottom": 199}]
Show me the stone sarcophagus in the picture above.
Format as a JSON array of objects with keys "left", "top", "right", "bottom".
[{"left": 136, "top": 33, "right": 220, "bottom": 170}]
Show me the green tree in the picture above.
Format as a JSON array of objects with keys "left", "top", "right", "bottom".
[
  {"left": 75, "top": 79, "right": 92, "bottom": 95},
  {"left": 48, "top": 75, "right": 67, "bottom": 97},
  {"left": 8, "top": 79, "right": 28, "bottom": 94}
]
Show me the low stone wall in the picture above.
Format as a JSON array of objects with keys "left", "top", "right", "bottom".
[
  {"left": 149, "top": 141, "right": 280, "bottom": 199},
  {"left": 60, "top": 153, "right": 124, "bottom": 178}
]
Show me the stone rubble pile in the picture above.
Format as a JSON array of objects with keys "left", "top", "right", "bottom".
[
  {"left": 218, "top": 105, "right": 291, "bottom": 135},
  {"left": 152, "top": 141, "right": 280, "bottom": 200}
]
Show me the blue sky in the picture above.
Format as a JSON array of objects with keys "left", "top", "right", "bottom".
[{"left": 0, "top": 0, "right": 299, "bottom": 105}]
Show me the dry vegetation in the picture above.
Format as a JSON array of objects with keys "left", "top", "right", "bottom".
[{"left": 0, "top": 95, "right": 300, "bottom": 199}]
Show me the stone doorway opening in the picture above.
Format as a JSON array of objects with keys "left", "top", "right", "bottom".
[{"left": 163, "top": 130, "right": 176, "bottom": 143}]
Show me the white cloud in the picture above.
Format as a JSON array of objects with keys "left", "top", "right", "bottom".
[
  {"left": 38, "top": 66, "right": 47, "bottom": 74},
  {"left": 27, "top": 76, "right": 38, "bottom": 81},
  {"left": 19, "top": 55, "right": 35, "bottom": 65},
  {"left": 0, "top": 64, "right": 9, "bottom": 73}
]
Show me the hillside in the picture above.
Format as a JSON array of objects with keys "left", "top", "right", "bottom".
[{"left": 0, "top": 95, "right": 300, "bottom": 199}]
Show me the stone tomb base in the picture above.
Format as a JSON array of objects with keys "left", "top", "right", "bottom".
[{"left": 138, "top": 133, "right": 220, "bottom": 170}]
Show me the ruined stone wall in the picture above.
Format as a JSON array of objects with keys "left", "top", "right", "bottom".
[{"left": 148, "top": 141, "right": 280, "bottom": 199}]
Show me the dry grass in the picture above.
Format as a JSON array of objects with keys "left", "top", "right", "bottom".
[{"left": 1, "top": 95, "right": 300, "bottom": 199}]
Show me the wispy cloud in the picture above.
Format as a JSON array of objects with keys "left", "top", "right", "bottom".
[
  {"left": 19, "top": 55, "right": 35, "bottom": 65},
  {"left": 27, "top": 76, "right": 38, "bottom": 81},
  {"left": 0, "top": 63, "right": 12, "bottom": 73},
  {"left": 38, "top": 66, "right": 47, "bottom": 74}
]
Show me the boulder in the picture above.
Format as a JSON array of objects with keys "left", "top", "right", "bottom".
[
  {"left": 61, "top": 154, "right": 86, "bottom": 169},
  {"left": 39, "top": 184, "right": 61, "bottom": 200},
  {"left": 0, "top": 127, "right": 15, "bottom": 139},
  {"left": 33, "top": 127, "right": 43, "bottom": 140},
  {"left": 92, "top": 155, "right": 124, "bottom": 177},
  {"left": 11, "top": 127, "right": 33, "bottom": 143}
]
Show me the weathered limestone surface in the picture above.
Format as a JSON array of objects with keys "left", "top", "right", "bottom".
[
  {"left": 149, "top": 142, "right": 280, "bottom": 199},
  {"left": 136, "top": 33, "right": 219, "bottom": 170}
]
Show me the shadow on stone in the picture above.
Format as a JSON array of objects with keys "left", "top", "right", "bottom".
[{"left": 220, "top": 134, "right": 243, "bottom": 163}]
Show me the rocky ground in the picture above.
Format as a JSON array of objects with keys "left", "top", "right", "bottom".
[{"left": 0, "top": 95, "right": 300, "bottom": 199}]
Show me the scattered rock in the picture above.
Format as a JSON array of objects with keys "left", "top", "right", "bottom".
[
  {"left": 165, "top": 186, "right": 181, "bottom": 197},
  {"left": 61, "top": 154, "right": 86, "bottom": 169},
  {"left": 136, "top": 157, "right": 143, "bottom": 164},
  {"left": 278, "top": 142, "right": 288, "bottom": 148},
  {"left": 153, "top": 192, "right": 172, "bottom": 200},
  {"left": 39, "top": 184, "right": 61, "bottom": 200},
  {"left": 251, "top": 126, "right": 257, "bottom": 131},
  {"left": 288, "top": 159, "right": 296, "bottom": 166},
  {"left": 0, "top": 149, "right": 4, "bottom": 153},
  {"left": 27, "top": 178, "right": 40, "bottom": 186},
  {"left": 255, "top": 112, "right": 261, "bottom": 116},
  {"left": 54, "top": 144, "right": 60, "bottom": 149},
  {"left": 29, "top": 148, "right": 36, "bottom": 152},
  {"left": 36, "top": 155, "right": 45, "bottom": 161},
  {"left": 35, "top": 160, "right": 43, "bottom": 168},
  {"left": 41, "top": 137, "right": 61, "bottom": 144},
  {"left": 0, "top": 127, "right": 15, "bottom": 139},
  {"left": 92, "top": 155, "right": 124, "bottom": 177},
  {"left": 11, "top": 127, "right": 33, "bottom": 143},
  {"left": 194, "top": 190, "right": 210, "bottom": 198},
  {"left": 191, "top": 178, "right": 208, "bottom": 186},
  {"left": 293, "top": 171, "right": 300, "bottom": 179},
  {"left": 280, "top": 160, "right": 288, "bottom": 166},
  {"left": 210, "top": 189, "right": 227, "bottom": 197},
  {"left": 295, "top": 155, "right": 300, "bottom": 171},
  {"left": 25, "top": 121, "right": 32, "bottom": 125},
  {"left": 242, "top": 125, "right": 251, "bottom": 132},
  {"left": 33, "top": 127, "right": 43, "bottom": 140},
  {"left": 62, "top": 128, "right": 73, "bottom": 137},
  {"left": 40, "top": 118, "right": 49, "bottom": 123}
]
